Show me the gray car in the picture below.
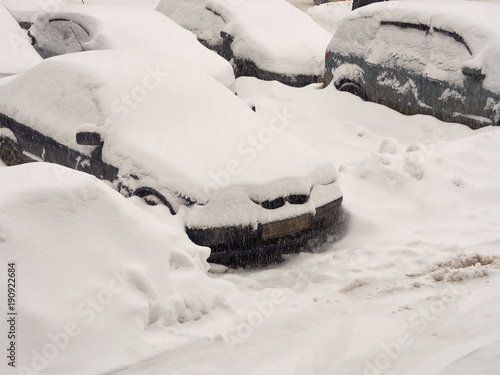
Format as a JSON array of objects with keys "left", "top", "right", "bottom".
[{"left": 323, "top": 1, "right": 500, "bottom": 129}]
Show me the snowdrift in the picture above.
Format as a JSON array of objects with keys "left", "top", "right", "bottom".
[{"left": 0, "top": 163, "right": 243, "bottom": 375}]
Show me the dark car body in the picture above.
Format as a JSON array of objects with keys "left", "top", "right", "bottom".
[{"left": 323, "top": 1, "right": 500, "bottom": 129}]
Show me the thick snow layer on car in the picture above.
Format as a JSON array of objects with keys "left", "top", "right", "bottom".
[
  {"left": 0, "top": 0, "right": 159, "bottom": 11},
  {"left": 306, "top": 0, "right": 352, "bottom": 34},
  {"left": 0, "top": 4, "right": 41, "bottom": 76},
  {"left": 332, "top": 0, "right": 500, "bottom": 93},
  {"left": 28, "top": 4, "right": 234, "bottom": 87},
  {"left": 0, "top": 51, "right": 338, "bottom": 211},
  {"left": 0, "top": 162, "right": 249, "bottom": 375},
  {"left": 157, "top": 0, "right": 332, "bottom": 76},
  {"left": 207, "top": 0, "right": 332, "bottom": 75},
  {"left": 156, "top": 0, "right": 226, "bottom": 47}
]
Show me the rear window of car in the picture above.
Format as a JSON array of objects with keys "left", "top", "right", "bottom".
[{"left": 424, "top": 27, "right": 471, "bottom": 84}]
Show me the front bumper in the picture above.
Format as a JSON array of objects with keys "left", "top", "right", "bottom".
[{"left": 186, "top": 197, "right": 343, "bottom": 262}]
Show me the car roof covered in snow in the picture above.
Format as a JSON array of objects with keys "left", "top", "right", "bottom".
[
  {"left": 0, "top": 50, "right": 337, "bottom": 204},
  {"left": 29, "top": 4, "right": 235, "bottom": 87}
]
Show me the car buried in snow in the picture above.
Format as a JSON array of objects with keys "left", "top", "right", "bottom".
[
  {"left": 323, "top": 1, "right": 500, "bottom": 129},
  {"left": 26, "top": 4, "right": 235, "bottom": 88},
  {"left": 155, "top": 0, "right": 332, "bottom": 87},
  {"left": 0, "top": 51, "right": 343, "bottom": 263}
]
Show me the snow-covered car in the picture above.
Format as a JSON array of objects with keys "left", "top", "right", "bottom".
[
  {"left": 156, "top": 0, "right": 332, "bottom": 87},
  {"left": 352, "top": 0, "right": 385, "bottom": 11},
  {"left": 0, "top": 3, "right": 41, "bottom": 78},
  {"left": 323, "top": 1, "right": 500, "bottom": 129},
  {"left": 27, "top": 4, "right": 235, "bottom": 88},
  {"left": 0, "top": 50, "right": 343, "bottom": 262}
]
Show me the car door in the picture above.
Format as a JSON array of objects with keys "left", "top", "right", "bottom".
[
  {"left": 422, "top": 27, "right": 482, "bottom": 125},
  {"left": 364, "top": 21, "right": 431, "bottom": 116}
]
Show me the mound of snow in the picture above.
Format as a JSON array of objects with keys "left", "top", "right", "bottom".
[
  {"left": 306, "top": 0, "right": 352, "bottom": 34},
  {"left": 0, "top": 163, "right": 243, "bottom": 375},
  {"left": 0, "top": 4, "right": 41, "bottom": 76}
]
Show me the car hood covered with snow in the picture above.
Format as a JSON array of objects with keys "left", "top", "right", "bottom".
[
  {"left": 0, "top": 50, "right": 339, "bottom": 219},
  {"left": 337, "top": 0, "right": 500, "bottom": 94},
  {"left": 28, "top": 4, "right": 235, "bottom": 88},
  {"left": 156, "top": 0, "right": 332, "bottom": 76},
  {"left": 0, "top": 3, "right": 42, "bottom": 77}
]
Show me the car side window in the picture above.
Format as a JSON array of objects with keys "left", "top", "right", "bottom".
[
  {"left": 366, "top": 22, "right": 430, "bottom": 73},
  {"left": 424, "top": 28, "right": 471, "bottom": 83}
]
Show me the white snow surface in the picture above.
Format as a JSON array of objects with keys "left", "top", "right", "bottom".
[
  {"left": 28, "top": 4, "right": 235, "bottom": 87},
  {"left": 306, "top": 0, "right": 353, "bottom": 34},
  {"left": 0, "top": 163, "right": 246, "bottom": 375},
  {"left": 156, "top": 0, "right": 332, "bottom": 76},
  {"left": 0, "top": 0, "right": 159, "bottom": 11},
  {"left": 0, "top": 4, "right": 41, "bottom": 76}
]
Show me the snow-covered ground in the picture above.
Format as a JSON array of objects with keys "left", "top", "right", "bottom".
[
  {"left": 2, "top": 1, "right": 500, "bottom": 375},
  {"left": 3, "top": 77, "right": 500, "bottom": 375}
]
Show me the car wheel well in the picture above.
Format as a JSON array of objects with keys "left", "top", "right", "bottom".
[
  {"left": 337, "top": 80, "right": 368, "bottom": 101},
  {"left": 0, "top": 136, "right": 23, "bottom": 166},
  {"left": 235, "top": 61, "right": 259, "bottom": 78},
  {"left": 133, "top": 187, "right": 176, "bottom": 215}
]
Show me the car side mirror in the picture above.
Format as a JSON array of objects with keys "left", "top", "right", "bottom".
[
  {"left": 220, "top": 31, "right": 234, "bottom": 43},
  {"left": 461, "top": 65, "right": 485, "bottom": 80},
  {"left": 27, "top": 30, "right": 36, "bottom": 45},
  {"left": 76, "top": 131, "right": 102, "bottom": 147}
]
